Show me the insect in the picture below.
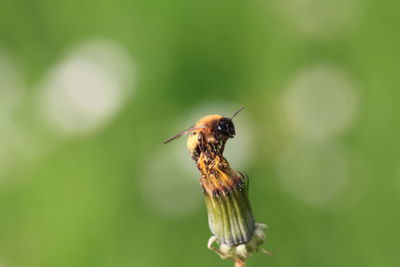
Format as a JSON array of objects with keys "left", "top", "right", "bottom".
[{"left": 164, "top": 107, "right": 268, "bottom": 266}]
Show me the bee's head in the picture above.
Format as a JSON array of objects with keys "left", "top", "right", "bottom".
[{"left": 214, "top": 117, "right": 235, "bottom": 139}]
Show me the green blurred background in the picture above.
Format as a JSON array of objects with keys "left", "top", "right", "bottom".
[{"left": 1, "top": 0, "right": 400, "bottom": 266}]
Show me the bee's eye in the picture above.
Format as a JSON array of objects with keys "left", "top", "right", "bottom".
[{"left": 214, "top": 118, "right": 235, "bottom": 138}]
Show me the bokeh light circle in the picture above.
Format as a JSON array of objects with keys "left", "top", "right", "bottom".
[
  {"left": 0, "top": 51, "right": 28, "bottom": 178},
  {"left": 282, "top": 63, "right": 358, "bottom": 140},
  {"left": 272, "top": 0, "right": 361, "bottom": 39},
  {"left": 277, "top": 139, "right": 349, "bottom": 207},
  {"left": 141, "top": 148, "right": 202, "bottom": 218},
  {"left": 0, "top": 51, "right": 24, "bottom": 121},
  {"left": 37, "top": 39, "right": 135, "bottom": 136}
]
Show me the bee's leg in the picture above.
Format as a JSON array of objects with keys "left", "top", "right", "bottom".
[
  {"left": 198, "top": 132, "right": 205, "bottom": 153},
  {"left": 260, "top": 249, "right": 273, "bottom": 256}
]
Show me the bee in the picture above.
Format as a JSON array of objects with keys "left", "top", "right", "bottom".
[{"left": 164, "top": 107, "right": 267, "bottom": 263}]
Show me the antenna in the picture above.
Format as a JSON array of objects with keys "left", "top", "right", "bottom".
[{"left": 230, "top": 106, "right": 245, "bottom": 120}]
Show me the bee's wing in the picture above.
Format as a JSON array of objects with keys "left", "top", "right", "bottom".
[{"left": 163, "top": 125, "right": 206, "bottom": 144}]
